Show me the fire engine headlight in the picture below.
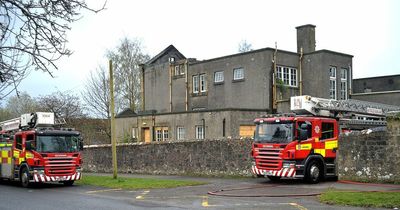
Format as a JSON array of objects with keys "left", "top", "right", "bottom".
[
  {"left": 33, "top": 169, "right": 44, "bottom": 175},
  {"left": 76, "top": 168, "right": 82, "bottom": 173}
]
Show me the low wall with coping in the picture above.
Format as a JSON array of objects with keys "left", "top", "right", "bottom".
[
  {"left": 83, "top": 138, "right": 254, "bottom": 177},
  {"left": 338, "top": 115, "right": 400, "bottom": 183},
  {"left": 83, "top": 116, "right": 400, "bottom": 183}
]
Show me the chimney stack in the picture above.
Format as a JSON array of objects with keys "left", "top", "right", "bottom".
[{"left": 296, "top": 24, "right": 316, "bottom": 54}]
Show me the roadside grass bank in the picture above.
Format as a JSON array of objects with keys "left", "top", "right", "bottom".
[
  {"left": 76, "top": 175, "right": 207, "bottom": 190},
  {"left": 319, "top": 189, "right": 400, "bottom": 209}
]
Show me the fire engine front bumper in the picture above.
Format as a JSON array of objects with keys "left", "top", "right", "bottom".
[
  {"left": 32, "top": 169, "right": 82, "bottom": 183},
  {"left": 251, "top": 164, "right": 296, "bottom": 178}
]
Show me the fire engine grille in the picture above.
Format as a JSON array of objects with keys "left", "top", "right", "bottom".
[
  {"left": 44, "top": 157, "right": 76, "bottom": 176},
  {"left": 255, "top": 148, "right": 283, "bottom": 170}
]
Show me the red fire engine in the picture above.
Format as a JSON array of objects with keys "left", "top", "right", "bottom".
[
  {"left": 251, "top": 95, "right": 399, "bottom": 183},
  {"left": 0, "top": 112, "right": 83, "bottom": 187}
]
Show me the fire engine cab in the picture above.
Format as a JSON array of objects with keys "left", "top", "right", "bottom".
[
  {"left": 251, "top": 95, "right": 400, "bottom": 183},
  {"left": 0, "top": 112, "right": 83, "bottom": 187}
]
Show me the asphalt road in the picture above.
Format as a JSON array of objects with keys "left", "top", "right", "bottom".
[{"left": 0, "top": 174, "right": 398, "bottom": 210}]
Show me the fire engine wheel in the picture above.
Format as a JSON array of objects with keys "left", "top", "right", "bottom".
[
  {"left": 305, "top": 160, "right": 322, "bottom": 184},
  {"left": 63, "top": 180, "right": 75, "bottom": 186},
  {"left": 20, "top": 167, "right": 30, "bottom": 188}
]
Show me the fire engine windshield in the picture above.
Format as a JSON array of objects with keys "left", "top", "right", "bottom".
[
  {"left": 36, "top": 135, "right": 80, "bottom": 153},
  {"left": 254, "top": 122, "right": 295, "bottom": 143}
]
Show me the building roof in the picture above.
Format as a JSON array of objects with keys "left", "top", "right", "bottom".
[
  {"left": 295, "top": 24, "right": 316, "bottom": 29},
  {"left": 116, "top": 108, "right": 137, "bottom": 118},
  {"left": 304, "top": 49, "right": 353, "bottom": 57},
  {"left": 190, "top": 47, "right": 298, "bottom": 65},
  {"left": 353, "top": 74, "right": 400, "bottom": 80},
  {"left": 146, "top": 45, "right": 186, "bottom": 65}
]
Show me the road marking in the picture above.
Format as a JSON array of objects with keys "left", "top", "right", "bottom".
[
  {"left": 201, "top": 195, "right": 221, "bottom": 207},
  {"left": 85, "top": 188, "right": 122, "bottom": 194},
  {"left": 201, "top": 196, "right": 209, "bottom": 207},
  {"left": 290, "top": 202, "right": 308, "bottom": 210},
  {"left": 136, "top": 190, "right": 150, "bottom": 199}
]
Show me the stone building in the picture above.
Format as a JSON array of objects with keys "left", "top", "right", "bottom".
[
  {"left": 351, "top": 74, "right": 400, "bottom": 106},
  {"left": 116, "top": 24, "right": 353, "bottom": 142}
]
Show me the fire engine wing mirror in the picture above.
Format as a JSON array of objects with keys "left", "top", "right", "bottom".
[
  {"left": 26, "top": 141, "right": 33, "bottom": 151},
  {"left": 298, "top": 122, "right": 310, "bottom": 141},
  {"left": 79, "top": 137, "right": 84, "bottom": 151},
  {"left": 299, "top": 129, "right": 308, "bottom": 141}
]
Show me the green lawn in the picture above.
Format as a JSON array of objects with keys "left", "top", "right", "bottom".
[
  {"left": 76, "top": 175, "right": 206, "bottom": 190},
  {"left": 319, "top": 190, "right": 400, "bottom": 209}
]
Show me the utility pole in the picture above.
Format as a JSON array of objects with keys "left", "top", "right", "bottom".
[{"left": 109, "top": 60, "right": 117, "bottom": 179}]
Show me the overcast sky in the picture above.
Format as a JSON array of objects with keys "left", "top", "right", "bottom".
[{"left": 17, "top": 0, "right": 400, "bottom": 98}]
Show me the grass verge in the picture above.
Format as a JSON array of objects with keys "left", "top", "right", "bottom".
[
  {"left": 319, "top": 189, "right": 400, "bottom": 209},
  {"left": 76, "top": 175, "right": 207, "bottom": 190}
]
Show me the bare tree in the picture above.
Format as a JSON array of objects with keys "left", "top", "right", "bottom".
[
  {"left": 238, "top": 40, "right": 253, "bottom": 53},
  {"left": 36, "top": 91, "right": 85, "bottom": 119},
  {"left": 106, "top": 37, "right": 150, "bottom": 112},
  {"left": 81, "top": 66, "right": 112, "bottom": 119},
  {"left": 81, "top": 66, "right": 112, "bottom": 139},
  {"left": 0, "top": 107, "right": 13, "bottom": 121},
  {"left": 0, "top": 0, "right": 105, "bottom": 99},
  {"left": 5, "top": 91, "right": 39, "bottom": 118}
]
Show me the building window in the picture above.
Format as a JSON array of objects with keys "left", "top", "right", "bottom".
[
  {"left": 214, "top": 71, "right": 224, "bottom": 83},
  {"left": 195, "top": 125, "right": 204, "bottom": 139},
  {"left": 233, "top": 68, "right": 244, "bottom": 80},
  {"left": 199, "top": 74, "right": 207, "bottom": 92},
  {"left": 290, "top": 68, "right": 297, "bottom": 86},
  {"left": 175, "top": 64, "right": 185, "bottom": 76},
  {"left": 329, "top": 66, "right": 337, "bottom": 100},
  {"left": 175, "top": 66, "right": 180, "bottom": 76},
  {"left": 155, "top": 127, "right": 169, "bottom": 141},
  {"left": 192, "top": 75, "right": 199, "bottom": 93},
  {"left": 275, "top": 66, "right": 297, "bottom": 87},
  {"left": 177, "top": 127, "right": 185, "bottom": 140},
  {"left": 340, "top": 68, "right": 348, "bottom": 100},
  {"left": 222, "top": 119, "right": 226, "bottom": 137},
  {"left": 131, "top": 127, "right": 137, "bottom": 139},
  {"left": 156, "top": 129, "right": 162, "bottom": 141},
  {"left": 163, "top": 129, "right": 169, "bottom": 141},
  {"left": 276, "top": 66, "right": 282, "bottom": 81},
  {"left": 283, "top": 67, "right": 289, "bottom": 84}
]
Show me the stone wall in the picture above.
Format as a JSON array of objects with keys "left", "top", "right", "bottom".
[
  {"left": 83, "top": 138, "right": 254, "bottom": 177},
  {"left": 338, "top": 116, "right": 400, "bottom": 183},
  {"left": 84, "top": 117, "right": 400, "bottom": 182}
]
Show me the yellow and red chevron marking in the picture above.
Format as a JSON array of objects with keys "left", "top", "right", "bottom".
[
  {"left": 33, "top": 172, "right": 81, "bottom": 182},
  {"left": 12, "top": 150, "right": 25, "bottom": 165},
  {"left": 1, "top": 150, "right": 12, "bottom": 164},
  {"left": 251, "top": 165, "right": 296, "bottom": 178}
]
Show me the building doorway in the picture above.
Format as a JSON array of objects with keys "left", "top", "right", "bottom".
[{"left": 142, "top": 127, "right": 151, "bottom": 143}]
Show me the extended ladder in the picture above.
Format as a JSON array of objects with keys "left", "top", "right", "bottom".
[{"left": 290, "top": 95, "right": 400, "bottom": 130}]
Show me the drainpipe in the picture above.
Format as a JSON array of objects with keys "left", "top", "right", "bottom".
[
  {"left": 269, "top": 61, "right": 274, "bottom": 113},
  {"left": 202, "top": 119, "right": 206, "bottom": 139},
  {"left": 139, "top": 64, "right": 145, "bottom": 111},
  {"left": 152, "top": 115, "right": 155, "bottom": 142},
  {"left": 185, "top": 60, "right": 189, "bottom": 111},
  {"left": 348, "top": 65, "right": 352, "bottom": 98},
  {"left": 169, "top": 63, "right": 172, "bottom": 112},
  {"left": 299, "top": 47, "right": 303, "bottom": 95},
  {"left": 272, "top": 42, "right": 278, "bottom": 113}
]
